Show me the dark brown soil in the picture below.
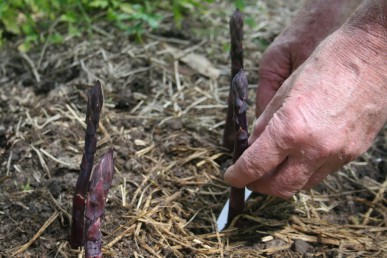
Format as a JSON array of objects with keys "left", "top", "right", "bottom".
[{"left": 0, "top": 1, "right": 386, "bottom": 257}]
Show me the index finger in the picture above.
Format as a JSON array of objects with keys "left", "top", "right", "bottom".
[{"left": 224, "top": 117, "right": 289, "bottom": 188}]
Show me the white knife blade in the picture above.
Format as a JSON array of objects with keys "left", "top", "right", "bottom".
[{"left": 216, "top": 188, "right": 252, "bottom": 231}]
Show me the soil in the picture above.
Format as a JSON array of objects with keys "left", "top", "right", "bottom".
[{"left": 0, "top": 1, "right": 386, "bottom": 257}]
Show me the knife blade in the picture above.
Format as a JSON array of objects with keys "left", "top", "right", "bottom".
[{"left": 216, "top": 188, "right": 252, "bottom": 231}]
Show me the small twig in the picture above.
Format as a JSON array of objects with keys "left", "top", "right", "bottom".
[
  {"left": 31, "top": 145, "right": 51, "bottom": 179},
  {"left": 146, "top": 33, "right": 191, "bottom": 45},
  {"left": 114, "top": 67, "right": 150, "bottom": 79},
  {"left": 66, "top": 104, "right": 87, "bottom": 129},
  {"left": 54, "top": 241, "right": 69, "bottom": 258},
  {"left": 120, "top": 178, "right": 127, "bottom": 207},
  {"left": 173, "top": 40, "right": 207, "bottom": 60},
  {"left": 6, "top": 151, "right": 12, "bottom": 176},
  {"left": 46, "top": 190, "right": 71, "bottom": 223},
  {"left": 362, "top": 177, "right": 387, "bottom": 225},
  {"left": 40, "top": 148, "right": 74, "bottom": 168},
  {"left": 174, "top": 60, "right": 183, "bottom": 100},
  {"left": 12, "top": 211, "right": 59, "bottom": 256},
  {"left": 19, "top": 51, "right": 41, "bottom": 83},
  {"left": 25, "top": 111, "right": 62, "bottom": 130}
]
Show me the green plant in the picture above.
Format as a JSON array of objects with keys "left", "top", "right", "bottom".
[
  {"left": 170, "top": 0, "right": 214, "bottom": 27},
  {"left": 0, "top": 0, "right": 215, "bottom": 51},
  {"left": 22, "top": 178, "right": 31, "bottom": 192},
  {"left": 0, "top": 0, "right": 91, "bottom": 50},
  {"left": 106, "top": 1, "right": 162, "bottom": 37}
]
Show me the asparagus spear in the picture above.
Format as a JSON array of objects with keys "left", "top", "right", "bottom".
[
  {"left": 84, "top": 149, "right": 115, "bottom": 258},
  {"left": 227, "top": 69, "right": 248, "bottom": 226},
  {"left": 70, "top": 81, "right": 103, "bottom": 248},
  {"left": 223, "top": 9, "right": 244, "bottom": 151}
]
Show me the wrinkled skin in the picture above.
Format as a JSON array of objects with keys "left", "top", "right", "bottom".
[
  {"left": 255, "top": 0, "right": 363, "bottom": 117},
  {"left": 224, "top": 0, "right": 387, "bottom": 199}
]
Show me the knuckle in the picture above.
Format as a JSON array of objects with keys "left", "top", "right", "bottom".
[
  {"left": 240, "top": 151, "right": 265, "bottom": 182},
  {"left": 320, "top": 134, "right": 361, "bottom": 163},
  {"left": 340, "top": 144, "right": 363, "bottom": 163},
  {"left": 267, "top": 109, "right": 306, "bottom": 149},
  {"left": 270, "top": 162, "right": 309, "bottom": 199},
  {"left": 271, "top": 177, "right": 301, "bottom": 199}
]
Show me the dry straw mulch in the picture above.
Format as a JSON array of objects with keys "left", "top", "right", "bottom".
[{"left": 0, "top": 1, "right": 386, "bottom": 257}]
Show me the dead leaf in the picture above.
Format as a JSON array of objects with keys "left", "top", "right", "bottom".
[{"left": 164, "top": 44, "right": 220, "bottom": 80}]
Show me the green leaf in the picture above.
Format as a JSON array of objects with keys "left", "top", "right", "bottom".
[
  {"left": 68, "top": 23, "right": 81, "bottom": 36},
  {"left": 21, "top": 22, "right": 36, "bottom": 35},
  {"left": 49, "top": 32, "right": 64, "bottom": 44},
  {"left": 146, "top": 15, "right": 160, "bottom": 29},
  {"left": 89, "top": 0, "right": 109, "bottom": 8},
  {"left": 172, "top": 0, "right": 182, "bottom": 27},
  {"left": 10, "top": 0, "right": 24, "bottom": 9},
  {"left": 2, "top": 8, "right": 21, "bottom": 34},
  {"left": 18, "top": 34, "right": 38, "bottom": 52},
  {"left": 234, "top": 0, "right": 245, "bottom": 10},
  {"left": 245, "top": 17, "right": 256, "bottom": 28},
  {"left": 22, "top": 178, "right": 31, "bottom": 191},
  {"left": 120, "top": 3, "right": 134, "bottom": 14},
  {"left": 223, "top": 42, "right": 230, "bottom": 53},
  {"left": 60, "top": 12, "right": 77, "bottom": 23},
  {"left": 106, "top": 8, "right": 118, "bottom": 21},
  {"left": 0, "top": 29, "right": 3, "bottom": 47}
]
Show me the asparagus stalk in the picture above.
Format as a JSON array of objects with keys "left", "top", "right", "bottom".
[
  {"left": 223, "top": 9, "right": 244, "bottom": 151},
  {"left": 70, "top": 81, "right": 103, "bottom": 248},
  {"left": 227, "top": 69, "right": 248, "bottom": 226},
  {"left": 84, "top": 149, "right": 115, "bottom": 258}
]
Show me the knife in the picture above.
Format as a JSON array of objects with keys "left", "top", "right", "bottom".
[{"left": 216, "top": 188, "right": 252, "bottom": 231}]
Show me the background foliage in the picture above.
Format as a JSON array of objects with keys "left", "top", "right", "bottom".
[{"left": 0, "top": 0, "right": 244, "bottom": 51}]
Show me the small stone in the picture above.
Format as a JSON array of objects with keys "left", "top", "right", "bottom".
[
  {"left": 293, "top": 239, "right": 311, "bottom": 255},
  {"left": 164, "top": 118, "right": 183, "bottom": 130}
]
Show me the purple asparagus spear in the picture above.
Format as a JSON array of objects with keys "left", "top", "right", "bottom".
[
  {"left": 223, "top": 9, "right": 244, "bottom": 151},
  {"left": 227, "top": 69, "right": 248, "bottom": 226},
  {"left": 84, "top": 149, "right": 115, "bottom": 258},
  {"left": 70, "top": 81, "right": 103, "bottom": 248}
]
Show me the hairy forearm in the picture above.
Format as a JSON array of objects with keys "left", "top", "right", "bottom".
[
  {"left": 319, "top": 0, "right": 387, "bottom": 123},
  {"left": 341, "top": 0, "right": 387, "bottom": 83},
  {"left": 345, "top": 0, "right": 387, "bottom": 37},
  {"left": 283, "top": 0, "right": 363, "bottom": 39},
  {"left": 300, "top": 0, "right": 364, "bottom": 23}
]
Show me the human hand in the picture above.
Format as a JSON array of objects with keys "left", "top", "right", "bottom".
[
  {"left": 224, "top": 16, "right": 387, "bottom": 198},
  {"left": 256, "top": 0, "right": 362, "bottom": 117}
]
